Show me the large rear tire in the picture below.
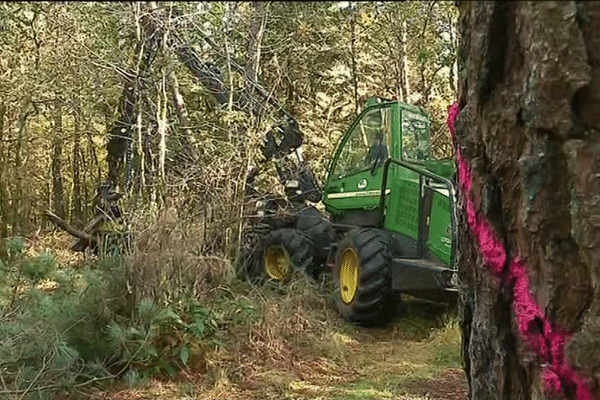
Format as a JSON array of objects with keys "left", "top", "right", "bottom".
[
  {"left": 333, "top": 228, "right": 394, "bottom": 326},
  {"left": 295, "top": 206, "right": 332, "bottom": 276},
  {"left": 251, "top": 228, "right": 316, "bottom": 281}
]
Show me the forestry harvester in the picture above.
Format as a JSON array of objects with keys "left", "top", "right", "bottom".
[{"left": 246, "top": 97, "right": 458, "bottom": 326}]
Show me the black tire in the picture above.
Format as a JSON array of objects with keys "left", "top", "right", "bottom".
[
  {"left": 295, "top": 206, "right": 332, "bottom": 273},
  {"left": 250, "top": 228, "right": 317, "bottom": 281},
  {"left": 333, "top": 228, "right": 394, "bottom": 326}
]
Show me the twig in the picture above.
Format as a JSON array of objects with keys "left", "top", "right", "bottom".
[
  {"left": 0, "top": 368, "right": 8, "bottom": 393},
  {"left": 17, "top": 353, "right": 50, "bottom": 400}
]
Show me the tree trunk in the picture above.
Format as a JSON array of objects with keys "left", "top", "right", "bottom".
[
  {"left": 456, "top": 1, "right": 600, "bottom": 399},
  {"left": 136, "top": 93, "right": 145, "bottom": 196},
  {"left": 14, "top": 95, "right": 32, "bottom": 235},
  {"left": 351, "top": 10, "right": 359, "bottom": 113},
  {"left": 244, "top": 1, "right": 267, "bottom": 123},
  {"left": 71, "top": 108, "right": 83, "bottom": 224},
  {"left": 0, "top": 102, "right": 7, "bottom": 239},
  {"left": 144, "top": 110, "right": 156, "bottom": 204},
  {"left": 447, "top": 11, "right": 457, "bottom": 94},
  {"left": 402, "top": 19, "right": 410, "bottom": 101},
  {"left": 86, "top": 118, "right": 101, "bottom": 186},
  {"left": 157, "top": 70, "right": 167, "bottom": 185},
  {"left": 168, "top": 72, "right": 194, "bottom": 151},
  {"left": 51, "top": 100, "right": 65, "bottom": 220},
  {"left": 107, "top": 73, "right": 136, "bottom": 189}
]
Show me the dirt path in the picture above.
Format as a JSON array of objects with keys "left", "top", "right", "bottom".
[{"left": 103, "top": 298, "right": 467, "bottom": 400}]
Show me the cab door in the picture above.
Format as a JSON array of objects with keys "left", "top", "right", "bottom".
[{"left": 323, "top": 105, "right": 393, "bottom": 216}]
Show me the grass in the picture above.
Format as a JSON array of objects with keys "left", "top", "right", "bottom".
[
  {"left": 99, "top": 278, "right": 465, "bottom": 400},
  {"left": 1, "top": 230, "right": 465, "bottom": 400}
]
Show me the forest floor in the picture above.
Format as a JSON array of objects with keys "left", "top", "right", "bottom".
[
  {"left": 99, "top": 281, "right": 467, "bottom": 400},
  {"left": 5, "top": 231, "right": 466, "bottom": 400}
]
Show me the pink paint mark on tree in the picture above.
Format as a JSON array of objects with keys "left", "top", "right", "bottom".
[{"left": 447, "top": 102, "right": 595, "bottom": 400}]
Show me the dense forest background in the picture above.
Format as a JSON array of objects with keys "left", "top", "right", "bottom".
[
  {"left": 0, "top": 1, "right": 457, "bottom": 240},
  {"left": 0, "top": 2, "right": 462, "bottom": 398}
]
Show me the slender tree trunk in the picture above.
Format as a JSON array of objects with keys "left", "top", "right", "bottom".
[
  {"left": 157, "top": 71, "right": 167, "bottom": 185},
  {"left": 244, "top": 1, "right": 267, "bottom": 124},
  {"left": 457, "top": 2, "right": 600, "bottom": 398},
  {"left": 384, "top": 33, "right": 404, "bottom": 102},
  {"left": 14, "top": 95, "right": 32, "bottom": 234},
  {"left": 86, "top": 118, "right": 101, "bottom": 186},
  {"left": 402, "top": 19, "right": 410, "bottom": 101},
  {"left": 144, "top": 111, "right": 156, "bottom": 204},
  {"left": 0, "top": 102, "right": 7, "bottom": 239},
  {"left": 225, "top": 1, "right": 236, "bottom": 112},
  {"left": 136, "top": 94, "right": 145, "bottom": 196},
  {"left": 51, "top": 100, "right": 65, "bottom": 220},
  {"left": 71, "top": 108, "right": 83, "bottom": 224},
  {"left": 168, "top": 71, "right": 196, "bottom": 162},
  {"left": 447, "top": 12, "right": 456, "bottom": 94},
  {"left": 351, "top": 10, "right": 359, "bottom": 113}
]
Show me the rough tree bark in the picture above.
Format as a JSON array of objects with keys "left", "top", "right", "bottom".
[{"left": 457, "top": 1, "right": 600, "bottom": 399}]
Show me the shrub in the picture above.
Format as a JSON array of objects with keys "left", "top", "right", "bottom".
[{"left": 0, "top": 237, "right": 221, "bottom": 399}]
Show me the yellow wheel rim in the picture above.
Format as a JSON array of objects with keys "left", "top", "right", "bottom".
[
  {"left": 339, "top": 248, "right": 359, "bottom": 304},
  {"left": 263, "top": 245, "right": 290, "bottom": 280}
]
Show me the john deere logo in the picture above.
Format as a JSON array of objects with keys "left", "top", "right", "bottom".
[{"left": 357, "top": 179, "right": 367, "bottom": 189}]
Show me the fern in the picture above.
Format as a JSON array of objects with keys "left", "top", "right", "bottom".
[{"left": 17, "top": 364, "right": 38, "bottom": 389}]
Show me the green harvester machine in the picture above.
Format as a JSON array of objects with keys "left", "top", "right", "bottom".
[{"left": 252, "top": 97, "right": 458, "bottom": 326}]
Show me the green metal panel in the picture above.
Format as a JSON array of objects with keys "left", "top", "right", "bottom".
[
  {"left": 424, "top": 160, "right": 455, "bottom": 178},
  {"left": 384, "top": 176, "right": 420, "bottom": 240},
  {"left": 324, "top": 167, "right": 386, "bottom": 213},
  {"left": 427, "top": 190, "right": 452, "bottom": 265}
]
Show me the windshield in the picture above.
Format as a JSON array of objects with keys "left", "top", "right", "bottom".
[
  {"left": 401, "top": 109, "right": 430, "bottom": 161},
  {"left": 331, "top": 107, "right": 391, "bottom": 179}
]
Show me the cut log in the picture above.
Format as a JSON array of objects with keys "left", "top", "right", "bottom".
[
  {"left": 70, "top": 214, "right": 108, "bottom": 252},
  {"left": 46, "top": 211, "right": 98, "bottom": 243},
  {"left": 81, "top": 214, "right": 106, "bottom": 234}
]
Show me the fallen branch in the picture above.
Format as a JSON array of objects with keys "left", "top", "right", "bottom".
[
  {"left": 46, "top": 212, "right": 98, "bottom": 243},
  {"left": 71, "top": 214, "right": 108, "bottom": 252},
  {"left": 81, "top": 214, "right": 106, "bottom": 235}
]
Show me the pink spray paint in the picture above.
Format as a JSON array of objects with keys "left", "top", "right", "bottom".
[{"left": 447, "top": 103, "right": 595, "bottom": 400}]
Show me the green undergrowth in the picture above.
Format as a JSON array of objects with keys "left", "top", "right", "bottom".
[
  {"left": 0, "top": 236, "right": 463, "bottom": 400},
  {"left": 0, "top": 236, "right": 223, "bottom": 399}
]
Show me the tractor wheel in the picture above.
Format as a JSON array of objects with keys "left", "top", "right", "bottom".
[
  {"left": 296, "top": 206, "right": 332, "bottom": 274},
  {"left": 252, "top": 228, "right": 316, "bottom": 281},
  {"left": 333, "top": 228, "right": 394, "bottom": 326}
]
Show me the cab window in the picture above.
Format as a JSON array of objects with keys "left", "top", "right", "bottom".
[
  {"left": 401, "top": 109, "right": 430, "bottom": 161},
  {"left": 332, "top": 107, "right": 391, "bottom": 179}
]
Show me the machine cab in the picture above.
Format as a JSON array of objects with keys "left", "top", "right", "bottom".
[
  {"left": 323, "top": 99, "right": 431, "bottom": 224},
  {"left": 323, "top": 98, "right": 455, "bottom": 267}
]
